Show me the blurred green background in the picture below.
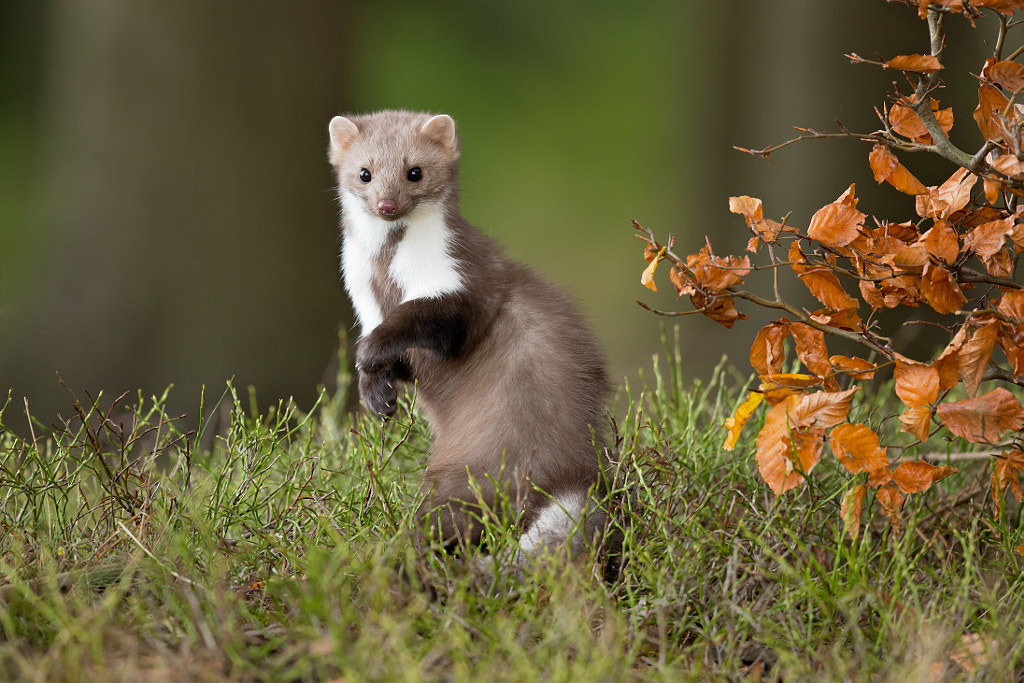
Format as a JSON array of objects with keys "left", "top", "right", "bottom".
[{"left": 0, "top": 1, "right": 988, "bottom": 430}]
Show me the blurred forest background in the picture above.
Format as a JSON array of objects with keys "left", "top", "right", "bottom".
[{"left": 0, "top": 1, "right": 991, "bottom": 432}]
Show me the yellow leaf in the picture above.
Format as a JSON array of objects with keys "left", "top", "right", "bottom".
[
  {"left": 723, "top": 391, "right": 764, "bottom": 450},
  {"left": 640, "top": 246, "right": 665, "bottom": 292}
]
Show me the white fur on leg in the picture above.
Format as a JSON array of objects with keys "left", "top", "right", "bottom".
[{"left": 517, "top": 490, "right": 589, "bottom": 561}]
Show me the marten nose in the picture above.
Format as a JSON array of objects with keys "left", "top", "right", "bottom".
[{"left": 377, "top": 199, "right": 398, "bottom": 217}]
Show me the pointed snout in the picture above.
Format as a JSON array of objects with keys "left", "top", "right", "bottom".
[{"left": 377, "top": 198, "right": 399, "bottom": 218}]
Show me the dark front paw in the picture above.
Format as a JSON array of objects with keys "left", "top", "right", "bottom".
[
  {"left": 356, "top": 333, "right": 398, "bottom": 374},
  {"left": 359, "top": 368, "right": 399, "bottom": 418}
]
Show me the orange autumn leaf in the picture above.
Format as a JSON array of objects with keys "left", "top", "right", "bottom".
[
  {"left": 919, "top": 262, "right": 968, "bottom": 315},
  {"left": 759, "top": 374, "right": 820, "bottom": 406},
  {"left": 729, "top": 195, "right": 784, "bottom": 247},
  {"left": 992, "top": 449, "right": 1024, "bottom": 504},
  {"left": 755, "top": 395, "right": 820, "bottom": 495},
  {"left": 875, "top": 485, "right": 905, "bottom": 534},
  {"left": 949, "top": 634, "right": 994, "bottom": 675},
  {"left": 829, "top": 355, "right": 878, "bottom": 380},
  {"left": 788, "top": 387, "right": 859, "bottom": 432},
  {"left": 935, "top": 324, "right": 968, "bottom": 393},
  {"left": 989, "top": 154, "right": 1024, "bottom": 178},
  {"left": 723, "top": 391, "right": 764, "bottom": 451},
  {"left": 894, "top": 354, "right": 940, "bottom": 441},
  {"left": 983, "top": 58, "right": 1024, "bottom": 92},
  {"left": 889, "top": 99, "right": 953, "bottom": 144},
  {"left": 995, "top": 289, "right": 1024, "bottom": 321},
  {"left": 918, "top": 220, "right": 959, "bottom": 264},
  {"left": 890, "top": 244, "right": 929, "bottom": 273},
  {"left": 841, "top": 483, "right": 867, "bottom": 542},
  {"left": 790, "top": 323, "right": 832, "bottom": 379},
  {"left": 891, "top": 460, "right": 959, "bottom": 494},
  {"left": 900, "top": 405, "right": 935, "bottom": 442},
  {"left": 750, "top": 321, "right": 790, "bottom": 377},
  {"left": 915, "top": 167, "right": 977, "bottom": 220},
  {"left": 974, "top": 84, "right": 1012, "bottom": 143},
  {"left": 809, "top": 307, "right": 862, "bottom": 331},
  {"left": 869, "top": 143, "right": 928, "bottom": 195},
  {"left": 963, "top": 215, "right": 1014, "bottom": 257},
  {"left": 686, "top": 240, "right": 746, "bottom": 289},
  {"left": 936, "top": 387, "right": 1024, "bottom": 443},
  {"left": 958, "top": 318, "right": 998, "bottom": 398},
  {"left": 795, "top": 266, "right": 860, "bottom": 310},
  {"left": 829, "top": 423, "right": 889, "bottom": 474},
  {"left": 885, "top": 54, "right": 943, "bottom": 74},
  {"left": 916, "top": 0, "right": 965, "bottom": 17},
  {"left": 894, "top": 354, "right": 940, "bottom": 408},
  {"left": 807, "top": 184, "right": 866, "bottom": 248}
]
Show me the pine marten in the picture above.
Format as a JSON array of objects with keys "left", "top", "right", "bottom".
[{"left": 327, "top": 110, "right": 611, "bottom": 563}]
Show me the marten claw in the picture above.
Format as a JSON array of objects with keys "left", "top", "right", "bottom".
[{"left": 359, "top": 367, "right": 398, "bottom": 417}]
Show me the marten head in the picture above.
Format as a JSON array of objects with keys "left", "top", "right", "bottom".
[{"left": 328, "top": 110, "right": 460, "bottom": 222}]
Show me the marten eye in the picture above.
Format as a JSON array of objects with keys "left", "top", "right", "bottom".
[
  {"left": 359, "top": 168, "right": 372, "bottom": 184},
  {"left": 407, "top": 167, "right": 423, "bottom": 182}
]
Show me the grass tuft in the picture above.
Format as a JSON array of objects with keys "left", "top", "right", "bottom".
[{"left": 1, "top": 332, "right": 1022, "bottom": 681}]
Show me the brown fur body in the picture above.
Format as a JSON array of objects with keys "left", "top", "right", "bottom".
[{"left": 328, "top": 110, "right": 610, "bottom": 552}]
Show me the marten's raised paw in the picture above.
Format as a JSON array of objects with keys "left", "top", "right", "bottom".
[{"left": 358, "top": 368, "right": 399, "bottom": 417}]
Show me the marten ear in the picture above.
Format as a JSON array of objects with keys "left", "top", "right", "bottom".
[
  {"left": 420, "top": 114, "right": 458, "bottom": 154},
  {"left": 328, "top": 116, "right": 359, "bottom": 166}
]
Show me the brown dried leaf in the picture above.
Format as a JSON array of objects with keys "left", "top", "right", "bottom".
[
  {"left": 915, "top": 167, "right": 977, "bottom": 220},
  {"left": 890, "top": 99, "right": 953, "bottom": 144},
  {"left": 668, "top": 265, "right": 687, "bottom": 297},
  {"left": 810, "top": 307, "right": 862, "bottom": 331},
  {"left": 974, "top": 84, "right": 1012, "bottom": 143},
  {"left": 690, "top": 290, "right": 747, "bottom": 329},
  {"left": 686, "top": 240, "right": 751, "bottom": 290},
  {"left": 992, "top": 449, "right": 1024, "bottom": 504},
  {"left": 728, "top": 195, "right": 763, "bottom": 222},
  {"left": 963, "top": 215, "right": 1014, "bottom": 257},
  {"left": 983, "top": 58, "right": 1024, "bottom": 92},
  {"left": 900, "top": 404, "right": 934, "bottom": 442},
  {"left": 894, "top": 354, "right": 940, "bottom": 407},
  {"left": 750, "top": 321, "right": 790, "bottom": 377},
  {"left": 984, "top": 177, "right": 1002, "bottom": 205},
  {"left": 920, "top": 262, "right": 968, "bottom": 315},
  {"left": 885, "top": 54, "right": 943, "bottom": 73},
  {"left": 891, "top": 460, "right": 959, "bottom": 494},
  {"left": 797, "top": 268, "right": 860, "bottom": 310},
  {"left": 807, "top": 184, "right": 866, "bottom": 248},
  {"left": 830, "top": 423, "right": 889, "bottom": 474},
  {"left": 829, "top": 355, "right": 878, "bottom": 380},
  {"left": 789, "top": 387, "right": 859, "bottom": 432},
  {"left": 958, "top": 319, "right": 998, "bottom": 398},
  {"left": 949, "top": 633, "right": 993, "bottom": 674},
  {"left": 841, "top": 483, "right": 867, "bottom": 542},
  {"left": 869, "top": 143, "right": 928, "bottom": 195},
  {"left": 981, "top": 248, "right": 1014, "bottom": 278},
  {"left": 729, "top": 195, "right": 785, "bottom": 247},
  {"left": 936, "top": 387, "right": 1024, "bottom": 443},
  {"left": 791, "top": 323, "right": 832, "bottom": 379},
  {"left": 875, "top": 485, "right": 905, "bottom": 534},
  {"left": 756, "top": 395, "right": 820, "bottom": 495},
  {"left": 936, "top": 324, "right": 969, "bottom": 393},
  {"left": 917, "top": 0, "right": 965, "bottom": 17},
  {"left": 989, "top": 153, "right": 1024, "bottom": 177},
  {"left": 918, "top": 220, "right": 959, "bottom": 264},
  {"left": 890, "top": 244, "right": 929, "bottom": 273},
  {"left": 995, "top": 289, "right": 1024, "bottom": 320}
]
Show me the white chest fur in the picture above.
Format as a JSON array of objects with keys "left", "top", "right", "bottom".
[{"left": 340, "top": 192, "right": 464, "bottom": 337}]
